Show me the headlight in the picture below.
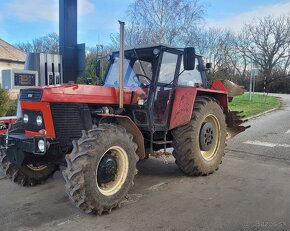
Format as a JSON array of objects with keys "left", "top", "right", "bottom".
[
  {"left": 36, "top": 115, "right": 43, "bottom": 126},
  {"left": 38, "top": 139, "right": 45, "bottom": 152},
  {"left": 23, "top": 114, "right": 29, "bottom": 124}
]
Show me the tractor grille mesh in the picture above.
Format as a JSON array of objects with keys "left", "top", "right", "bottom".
[{"left": 50, "top": 103, "right": 82, "bottom": 139}]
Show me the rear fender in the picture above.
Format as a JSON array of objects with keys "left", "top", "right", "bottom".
[
  {"left": 169, "top": 88, "right": 197, "bottom": 129},
  {"left": 169, "top": 88, "right": 228, "bottom": 129},
  {"left": 98, "top": 114, "right": 145, "bottom": 160},
  {"left": 197, "top": 89, "right": 228, "bottom": 112}
]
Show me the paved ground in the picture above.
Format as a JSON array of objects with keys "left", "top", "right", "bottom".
[{"left": 0, "top": 94, "right": 290, "bottom": 231}]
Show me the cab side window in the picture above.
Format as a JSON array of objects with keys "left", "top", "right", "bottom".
[
  {"left": 159, "top": 52, "right": 178, "bottom": 84},
  {"left": 178, "top": 57, "right": 202, "bottom": 86}
]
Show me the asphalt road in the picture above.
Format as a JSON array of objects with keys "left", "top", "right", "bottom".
[{"left": 0, "top": 94, "right": 290, "bottom": 231}]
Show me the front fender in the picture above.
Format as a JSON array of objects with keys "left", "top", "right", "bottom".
[{"left": 98, "top": 114, "right": 146, "bottom": 160}]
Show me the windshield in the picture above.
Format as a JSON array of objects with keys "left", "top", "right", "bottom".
[
  {"left": 104, "top": 52, "right": 153, "bottom": 88},
  {"left": 104, "top": 57, "right": 139, "bottom": 88}
]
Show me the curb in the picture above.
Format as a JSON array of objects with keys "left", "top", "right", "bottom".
[{"left": 246, "top": 107, "right": 280, "bottom": 120}]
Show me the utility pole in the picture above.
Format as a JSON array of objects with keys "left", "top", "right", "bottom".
[
  {"left": 249, "top": 56, "right": 253, "bottom": 101},
  {"left": 249, "top": 46, "right": 254, "bottom": 101}
]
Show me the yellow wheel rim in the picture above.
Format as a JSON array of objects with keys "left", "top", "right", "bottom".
[
  {"left": 96, "top": 146, "right": 129, "bottom": 196},
  {"left": 26, "top": 165, "right": 48, "bottom": 171},
  {"left": 200, "top": 114, "right": 221, "bottom": 161}
]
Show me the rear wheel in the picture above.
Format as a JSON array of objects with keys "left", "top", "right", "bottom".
[
  {"left": 172, "top": 96, "right": 226, "bottom": 176},
  {"left": 63, "top": 124, "right": 138, "bottom": 215},
  {"left": 0, "top": 150, "right": 57, "bottom": 186}
]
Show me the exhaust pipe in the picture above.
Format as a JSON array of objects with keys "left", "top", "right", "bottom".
[{"left": 119, "top": 21, "right": 125, "bottom": 110}]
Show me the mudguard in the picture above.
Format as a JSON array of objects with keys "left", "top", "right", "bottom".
[
  {"left": 98, "top": 114, "right": 146, "bottom": 160},
  {"left": 170, "top": 82, "right": 249, "bottom": 138},
  {"left": 169, "top": 87, "right": 228, "bottom": 129}
]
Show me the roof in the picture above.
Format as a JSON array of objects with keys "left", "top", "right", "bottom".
[
  {"left": 113, "top": 44, "right": 203, "bottom": 57},
  {"left": 0, "top": 39, "right": 26, "bottom": 63},
  {"left": 112, "top": 44, "right": 174, "bottom": 53}
]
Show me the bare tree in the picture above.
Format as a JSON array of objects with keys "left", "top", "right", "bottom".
[
  {"left": 109, "top": 23, "right": 152, "bottom": 49},
  {"left": 15, "top": 33, "right": 59, "bottom": 54},
  {"left": 190, "top": 28, "right": 238, "bottom": 79},
  {"left": 241, "top": 15, "right": 290, "bottom": 86},
  {"left": 110, "top": 0, "right": 204, "bottom": 48},
  {"left": 197, "top": 28, "right": 234, "bottom": 72},
  {"left": 226, "top": 33, "right": 253, "bottom": 86}
]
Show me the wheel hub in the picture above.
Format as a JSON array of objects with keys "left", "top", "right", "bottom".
[
  {"left": 97, "top": 153, "right": 117, "bottom": 184},
  {"left": 200, "top": 122, "right": 215, "bottom": 151},
  {"left": 96, "top": 146, "right": 129, "bottom": 196}
]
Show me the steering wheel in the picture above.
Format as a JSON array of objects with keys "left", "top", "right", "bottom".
[{"left": 134, "top": 74, "right": 152, "bottom": 87}]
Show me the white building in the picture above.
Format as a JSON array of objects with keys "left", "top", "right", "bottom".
[{"left": 0, "top": 39, "right": 26, "bottom": 87}]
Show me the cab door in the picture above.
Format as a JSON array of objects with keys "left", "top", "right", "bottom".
[{"left": 153, "top": 51, "right": 181, "bottom": 130}]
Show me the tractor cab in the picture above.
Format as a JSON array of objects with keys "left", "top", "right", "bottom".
[
  {"left": 103, "top": 45, "right": 208, "bottom": 133},
  {"left": 105, "top": 45, "right": 206, "bottom": 89}
]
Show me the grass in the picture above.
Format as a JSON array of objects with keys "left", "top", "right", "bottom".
[{"left": 229, "top": 93, "right": 281, "bottom": 117}]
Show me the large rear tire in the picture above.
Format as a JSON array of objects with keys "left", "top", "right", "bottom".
[
  {"left": 172, "top": 96, "right": 226, "bottom": 176},
  {"left": 63, "top": 124, "right": 138, "bottom": 215},
  {"left": 0, "top": 150, "right": 57, "bottom": 186}
]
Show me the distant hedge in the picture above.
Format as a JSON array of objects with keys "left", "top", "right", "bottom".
[
  {"left": 6, "top": 99, "right": 18, "bottom": 116},
  {"left": 0, "top": 89, "right": 9, "bottom": 116}
]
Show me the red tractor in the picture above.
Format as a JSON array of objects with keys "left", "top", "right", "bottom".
[{"left": 0, "top": 44, "right": 247, "bottom": 215}]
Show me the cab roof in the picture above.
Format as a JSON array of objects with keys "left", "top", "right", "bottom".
[{"left": 112, "top": 44, "right": 202, "bottom": 58}]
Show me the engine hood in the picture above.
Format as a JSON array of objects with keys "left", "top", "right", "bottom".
[{"left": 34, "top": 84, "right": 145, "bottom": 105}]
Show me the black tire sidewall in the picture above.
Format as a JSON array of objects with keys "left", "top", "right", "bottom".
[
  {"left": 84, "top": 129, "right": 136, "bottom": 209},
  {"left": 19, "top": 164, "right": 57, "bottom": 181},
  {"left": 190, "top": 100, "right": 226, "bottom": 173}
]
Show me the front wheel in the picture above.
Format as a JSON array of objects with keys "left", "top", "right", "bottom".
[
  {"left": 172, "top": 96, "right": 226, "bottom": 176},
  {"left": 63, "top": 124, "right": 138, "bottom": 215},
  {"left": 0, "top": 150, "right": 57, "bottom": 186}
]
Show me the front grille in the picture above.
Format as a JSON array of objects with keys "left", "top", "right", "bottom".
[
  {"left": 50, "top": 103, "right": 83, "bottom": 139},
  {"left": 20, "top": 89, "right": 42, "bottom": 101}
]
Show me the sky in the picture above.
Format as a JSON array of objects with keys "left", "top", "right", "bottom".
[{"left": 0, "top": 0, "right": 290, "bottom": 47}]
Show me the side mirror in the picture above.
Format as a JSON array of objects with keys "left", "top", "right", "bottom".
[
  {"left": 96, "top": 60, "right": 101, "bottom": 77},
  {"left": 183, "top": 47, "right": 196, "bottom": 70},
  {"left": 86, "top": 78, "right": 93, "bottom": 85},
  {"left": 206, "top": 63, "right": 212, "bottom": 69}
]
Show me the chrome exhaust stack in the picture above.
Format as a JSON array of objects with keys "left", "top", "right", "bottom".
[{"left": 118, "top": 20, "right": 125, "bottom": 110}]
